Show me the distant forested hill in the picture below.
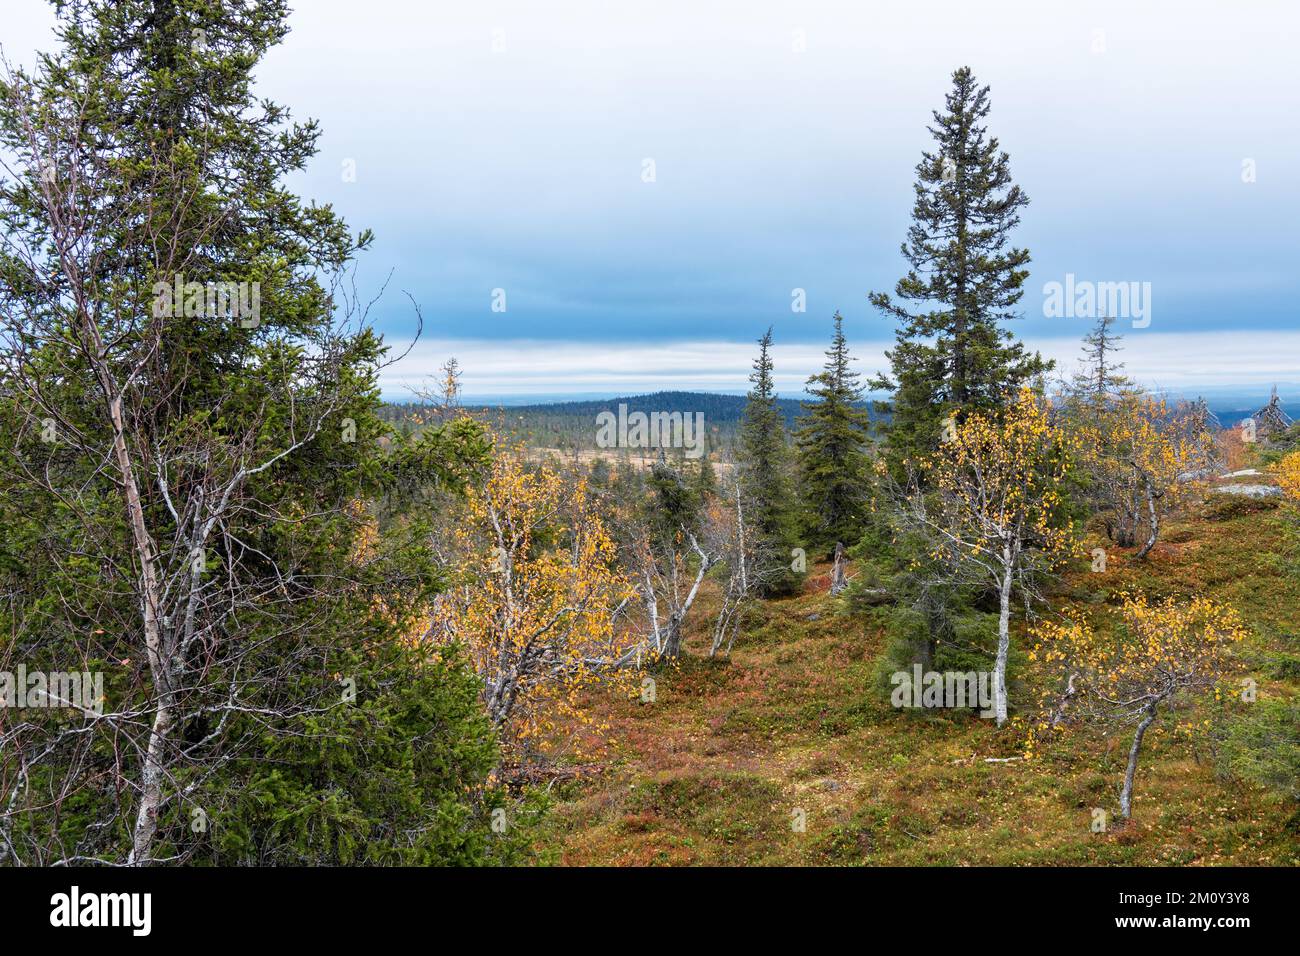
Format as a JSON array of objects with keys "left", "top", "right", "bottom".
[
  {"left": 381, "top": 390, "right": 882, "bottom": 451},
  {"left": 380, "top": 388, "right": 1298, "bottom": 453},
  {"left": 498, "top": 391, "right": 810, "bottom": 427}
]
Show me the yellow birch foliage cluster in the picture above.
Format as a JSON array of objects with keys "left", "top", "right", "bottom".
[
  {"left": 1277, "top": 451, "right": 1300, "bottom": 502},
  {"left": 436, "top": 443, "right": 637, "bottom": 761},
  {"left": 1074, "top": 393, "right": 1212, "bottom": 538},
  {"left": 919, "top": 387, "right": 1077, "bottom": 565},
  {"left": 1026, "top": 593, "right": 1246, "bottom": 757}
]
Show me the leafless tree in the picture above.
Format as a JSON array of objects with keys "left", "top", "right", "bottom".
[{"left": 707, "top": 470, "right": 788, "bottom": 657}]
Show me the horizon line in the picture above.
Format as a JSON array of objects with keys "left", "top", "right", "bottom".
[{"left": 379, "top": 330, "right": 1300, "bottom": 402}]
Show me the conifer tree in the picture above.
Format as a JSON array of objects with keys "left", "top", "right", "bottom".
[
  {"left": 871, "top": 66, "right": 1049, "bottom": 466},
  {"left": 0, "top": 0, "right": 508, "bottom": 865},
  {"left": 794, "top": 312, "right": 872, "bottom": 554},
  {"left": 1071, "top": 315, "right": 1130, "bottom": 408},
  {"left": 737, "top": 327, "right": 800, "bottom": 594},
  {"left": 693, "top": 452, "right": 718, "bottom": 501}
]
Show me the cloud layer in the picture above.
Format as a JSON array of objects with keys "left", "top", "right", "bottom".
[{"left": 383, "top": 331, "right": 1300, "bottom": 401}]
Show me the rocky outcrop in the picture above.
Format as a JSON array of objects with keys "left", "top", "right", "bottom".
[{"left": 1212, "top": 484, "right": 1282, "bottom": 498}]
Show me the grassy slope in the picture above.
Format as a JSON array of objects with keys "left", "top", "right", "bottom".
[{"left": 543, "top": 485, "right": 1300, "bottom": 866}]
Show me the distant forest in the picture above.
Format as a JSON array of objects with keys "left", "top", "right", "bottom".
[
  {"left": 378, "top": 388, "right": 1296, "bottom": 456},
  {"left": 380, "top": 390, "right": 883, "bottom": 454}
]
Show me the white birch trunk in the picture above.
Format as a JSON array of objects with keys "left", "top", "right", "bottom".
[{"left": 993, "top": 548, "right": 1014, "bottom": 727}]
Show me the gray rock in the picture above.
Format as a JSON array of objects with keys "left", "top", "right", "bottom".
[
  {"left": 854, "top": 587, "right": 893, "bottom": 607},
  {"left": 1212, "top": 484, "right": 1282, "bottom": 498}
]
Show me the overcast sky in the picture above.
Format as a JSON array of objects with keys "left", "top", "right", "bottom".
[{"left": 4, "top": 0, "right": 1297, "bottom": 399}]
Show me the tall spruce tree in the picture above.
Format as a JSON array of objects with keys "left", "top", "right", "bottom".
[
  {"left": 0, "top": 0, "right": 514, "bottom": 865},
  {"left": 871, "top": 66, "right": 1049, "bottom": 466},
  {"left": 738, "top": 327, "right": 799, "bottom": 594},
  {"left": 795, "top": 312, "right": 872, "bottom": 554}
]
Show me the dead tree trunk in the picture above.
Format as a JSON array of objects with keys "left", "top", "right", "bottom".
[{"left": 829, "top": 541, "right": 848, "bottom": 595}]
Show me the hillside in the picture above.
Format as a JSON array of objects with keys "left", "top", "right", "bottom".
[{"left": 539, "top": 475, "right": 1300, "bottom": 866}]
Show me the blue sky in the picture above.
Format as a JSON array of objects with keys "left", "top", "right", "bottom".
[{"left": 5, "top": 0, "right": 1298, "bottom": 399}]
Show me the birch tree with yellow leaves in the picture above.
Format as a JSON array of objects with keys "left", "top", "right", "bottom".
[
  {"left": 1029, "top": 595, "right": 1246, "bottom": 818},
  {"left": 898, "top": 388, "right": 1076, "bottom": 725},
  {"left": 1278, "top": 451, "right": 1300, "bottom": 503},
  {"left": 430, "top": 445, "right": 637, "bottom": 762},
  {"left": 1072, "top": 394, "right": 1216, "bottom": 558}
]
